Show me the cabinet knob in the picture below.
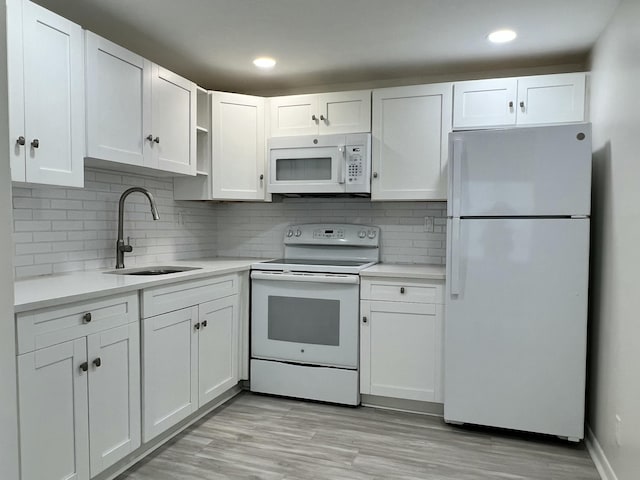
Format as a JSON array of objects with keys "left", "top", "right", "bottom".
[
  {"left": 195, "top": 322, "right": 200, "bottom": 330},
  {"left": 93, "top": 357, "right": 102, "bottom": 368},
  {"left": 373, "top": 172, "right": 378, "bottom": 178},
  {"left": 16, "top": 136, "right": 25, "bottom": 146},
  {"left": 320, "top": 114, "right": 326, "bottom": 121},
  {"left": 362, "top": 316, "right": 368, "bottom": 323},
  {"left": 400, "top": 287, "right": 405, "bottom": 294},
  {"left": 146, "top": 134, "right": 154, "bottom": 142},
  {"left": 31, "top": 138, "right": 39, "bottom": 148},
  {"left": 80, "top": 362, "right": 88, "bottom": 373},
  {"left": 520, "top": 101, "right": 525, "bottom": 109},
  {"left": 508, "top": 101, "right": 514, "bottom": 108},
  {"left": 83, "top": 312, "right": 92, "bottom": 323},
  {"left": 311, "top": 114, "right": 318, "bottom": 121},
  {"left": 202, "top": 320, "right": 208, "bottom": 328},
  {"left": 259, "top": 174, "right": 264, "bottom": 181},
  {"left": 154, "top": 137, "right": 160, "bottom": 144}
]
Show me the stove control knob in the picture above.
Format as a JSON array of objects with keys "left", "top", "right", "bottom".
[
  {"left": 295, "top": 229, "right": 302, "bottom": 237},
  {"left": 368, "top": 230, "right": 377, "bottom": 239},
  {"left": 358, "top": 230, "right": 366, "bottom": 238},
  {"left": 286, "top": 229, "right": 294, "bottom": 237}
]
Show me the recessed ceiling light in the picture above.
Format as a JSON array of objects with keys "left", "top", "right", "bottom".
[
  {"left": 253, "top": 57, "right": 276, "bottom": 69},
  {"left": 488, "top": 29, "right": 517, "bottom": 44}
]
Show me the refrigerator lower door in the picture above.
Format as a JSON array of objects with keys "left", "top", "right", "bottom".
[{"left": 445, "top": 217, "right": 589, "bottom": 439}]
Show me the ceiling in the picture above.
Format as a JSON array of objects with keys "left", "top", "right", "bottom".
[{"left": 34, "top": 0, "right": 620, "bottom": 95}]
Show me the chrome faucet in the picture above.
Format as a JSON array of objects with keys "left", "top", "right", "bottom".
[{"left": 116, "top": 187, "right": 160, "bottom": 269}]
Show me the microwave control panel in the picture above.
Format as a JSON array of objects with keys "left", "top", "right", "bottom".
[{"left": 346, "top": 145, "right": 367, "bottom": 186}]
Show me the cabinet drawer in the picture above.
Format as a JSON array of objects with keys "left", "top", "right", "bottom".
[
  {"left": 361, "top": 278, "right": 444, "bottom": 304},
  {"left": 141, "top": 273, "right": 240, "bottom": 318},
  {"left": 16, "top": 293, "right": 139, "bottom": 355}
]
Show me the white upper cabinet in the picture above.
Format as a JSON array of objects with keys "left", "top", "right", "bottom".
[
  {"left": 8, "top": 0, "right": 85, "bottom": 187},
  {"left": 85, "top": 32, "right": 196, "bottom": 176},
  {"left": 268, "top": 90, "right": 371, "bottom": 137},
  {"left": 453, "top": 78, "right": 517, "bottom": 129},
  {"left": 175, "top": 91, "right": 267, "bottom": 201},
  {"left": 371, "top": 83, "right": 452, "bottom": 201},
  {"left": 212, "top": 92, "right": 266, "bottom": 200},
  {"left": 516, "top": 73, "right": 586, "bottom": 125},
  {"left": 151, "top": 65, "right": 196, "bottom": 175},
  {"left": 85, "top": 32, "right": 151, "bottom": 167},
  {"left": 453, "top": 73, "right": 586, "bottom": 129}
]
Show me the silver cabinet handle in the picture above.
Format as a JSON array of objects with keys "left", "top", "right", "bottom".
[
  {"left": 153, "top": 137, "right": 160, "bottom": 144},
  {"left": 373, "top": 172, "right": 378, "bottom": 178},
  {"left": 17, "top": 136, "right": 25, "bottom": 146},
  {"left": 31, "top": 139, "right": 39, "bottom": 148}
]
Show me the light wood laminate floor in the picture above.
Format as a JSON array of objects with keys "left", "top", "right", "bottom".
[{"left": 117, "top": 392, "right": 599, "bottom": 480}]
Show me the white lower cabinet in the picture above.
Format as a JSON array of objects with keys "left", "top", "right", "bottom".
[
  {"left": 16, "top": 293, "right": 140, "bottom": 480},
  {"left": 142, "top": 307, "right": 199, "bottom": 442},
  {"left": 360, "top": 277, "right": 444, "bottom": 403},
  {"left": 141, "top": 274, "right": 243, "bottom": 442}
]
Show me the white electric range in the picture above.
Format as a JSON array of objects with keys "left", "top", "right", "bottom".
[{"left": 250, "top": 223, "right": 380, "bottom": 405}]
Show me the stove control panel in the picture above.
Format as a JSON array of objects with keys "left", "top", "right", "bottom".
[{"left": 284, "top": 223, "right": 380, "bottom": 247}]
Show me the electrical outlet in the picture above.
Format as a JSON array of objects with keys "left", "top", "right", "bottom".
[
  {"left": 424, "top": 216, "right": 434, "bottom": 232},
  {"left": 615, "top": 414, "right": 622, "bottom": 446},
  {"left": 177, "top": 211, "right": 184, "bottom": 226}
]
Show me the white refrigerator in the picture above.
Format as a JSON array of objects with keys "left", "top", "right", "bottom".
[{"left": 444, "top": 123, "right": 592, "bottom": 441}]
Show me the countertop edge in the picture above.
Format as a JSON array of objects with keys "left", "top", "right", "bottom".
[{"left": 360, "top": 263, "right": 446, "bottom": 280}]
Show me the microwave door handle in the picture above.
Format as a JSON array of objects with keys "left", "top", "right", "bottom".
[{"left": 338, "top": 146, "right": 346, "bottom": 184}]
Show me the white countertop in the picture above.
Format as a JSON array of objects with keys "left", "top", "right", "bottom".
[
  {"left": 360, "top": 263, "right": 446, "bottom": 280},
  {"left": 14, "top": 258, "right": 266, "bottom": 313}
]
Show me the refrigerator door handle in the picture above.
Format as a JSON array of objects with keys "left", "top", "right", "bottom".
[
  {"left": 451, "top": 139, "right": 464, "bottom": 218},
  {"left": 450, "top": 218, "right": 461, "bottom": 295}
]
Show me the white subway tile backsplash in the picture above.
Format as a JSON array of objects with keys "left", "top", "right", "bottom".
[
  {"left": 12, "top": 168, "right": 446, "bottom": 278},
  {"left": 12, "top": 167, "right": 218, "bottom": 278}
]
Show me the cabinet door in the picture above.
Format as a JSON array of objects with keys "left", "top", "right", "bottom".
[
  {"left": 268, "top": 94, "right": 318, "bottom": 137},
  {"left": 18, "top": 339, "right": 90, "bottom": 480},
  {"left": 87, "top": 324, "right": 140, "bottom": 477},
  {"left": 212, "top": 92, "right": 266, "bottom": 200},
  {"left": 198, "top": 296, "right": 239, "bottom": 405},
  {"left": 372, "top": 84, "right": 452, "bottom": 200},
  {"left": 516, "top": 73, "right": 586, "bottom": 126},
  {"left": 151, "top": 65, "right": 196, "bottom": 175},
  {"left": 85, "top": 32, "right": 152, "bottom": 167},
  {"left": 14, "top": 0, "right": 84, "bottom": 187},
  {"left": 360, "top": 300, "right": 443, "bottom": 402},
  {"left": 142, "top": 307, "right": 198, "bottom": 442},
  {"left": 318, "top": 90, "right": 371, "bottom": 135},
  {"left": 453, "top": 78, "right": 517, "bottom": 129}
]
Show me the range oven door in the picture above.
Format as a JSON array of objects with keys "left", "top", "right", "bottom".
[{"left": 251, "top": 271, "right": 359, "bottom": 369}]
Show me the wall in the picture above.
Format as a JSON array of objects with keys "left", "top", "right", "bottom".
[
  {"left": 588, "top": 0, "right": 640, "bottom": 478},
  {"left": 0, "top": 1, "right": 20, "bottom": 477},
  {"left": 12, "top": 168, "right": 217, "bottom": 278},
  {"left": 214, "top": 198, "right": 446, "bottom": 264}
]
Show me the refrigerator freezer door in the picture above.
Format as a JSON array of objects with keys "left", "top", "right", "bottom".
[
  {"left": 444, "top": 217, "right": 589, "bottom": 439},
  {"left": 449, "top": 124, "right": 592, "bottom": 217}
]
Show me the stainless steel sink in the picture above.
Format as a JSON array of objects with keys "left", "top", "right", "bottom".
[{"left": 104, "top": 266, "right": 202, "bottom": 276}]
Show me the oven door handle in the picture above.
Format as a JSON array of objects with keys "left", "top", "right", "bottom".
[{"left": 251, "top": 271, "right": 360, "bottom": 284}]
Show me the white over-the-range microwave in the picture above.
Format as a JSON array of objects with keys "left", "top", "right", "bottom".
[{"left": 267, "top": 133, "right": 371, "bottom": 194}]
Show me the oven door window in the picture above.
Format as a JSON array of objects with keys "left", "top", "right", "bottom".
[{"left": 268, "top": 296, "right": 339, "bottom": 346}]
